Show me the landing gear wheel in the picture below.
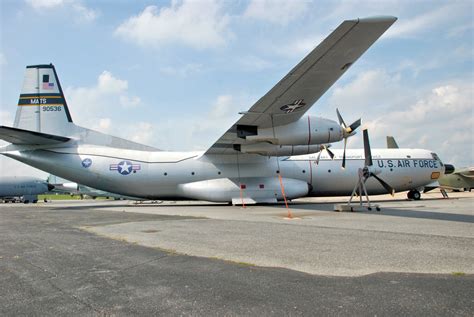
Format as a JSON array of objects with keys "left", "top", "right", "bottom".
[
  {"left": 412, "top": 190, "right": 421, "bottom": 200},
  {"left": 407, "top": 190, "right": 421, "bottom": 200}
]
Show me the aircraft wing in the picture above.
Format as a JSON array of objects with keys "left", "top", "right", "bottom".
[
  {"left": 0, "top": 125, "right": 70, "bottom": 145},
  {"left": 457, "top": 167, "right": 474, "bottom": 178},
  {"left": 205, "top": 16, "right": 397, "bottom": 155}
]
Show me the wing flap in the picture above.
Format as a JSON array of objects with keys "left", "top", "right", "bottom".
[{"left": 0, "top": 125, "right": 70, "bottom": 145}]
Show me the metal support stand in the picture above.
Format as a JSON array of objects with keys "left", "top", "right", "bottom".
[
  {"left": 335, "top": 168, "right": 380, "bottom": 212},
  {"left": 440, "top": 188, "right": 449, "bottom": 199}
]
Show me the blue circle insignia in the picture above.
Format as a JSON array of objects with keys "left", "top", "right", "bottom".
[
  {"left": 118, "top": 160, "right": 133, "bottom": 175},
  {"left": 81, "top": 158, "right": 92, "bottom": 168}
]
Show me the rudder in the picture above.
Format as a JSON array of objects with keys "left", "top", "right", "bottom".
[{"left": 14, "top": 64, "right": 74, "bottom": 136}]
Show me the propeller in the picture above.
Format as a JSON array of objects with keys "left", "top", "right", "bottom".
[
  {"left": 361, "top": 129, "right": 395, "bottom": 196},
  {"left": 336, "top": 108, "right": 361, "bottom": 168},
  {"left": 315, "top": 144, "right": 335, "bottom": 165}
]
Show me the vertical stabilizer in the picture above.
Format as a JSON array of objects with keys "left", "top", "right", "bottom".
[
  {"left": 386, "top": 136, "right": 399, "bottom": 149},
  {"left": 13, "top": 64, "right": 74, "bottom": 136}
]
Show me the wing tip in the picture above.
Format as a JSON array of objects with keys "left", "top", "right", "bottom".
[{"left": 349, "top": 16, "right": 398, "bottom": 24}]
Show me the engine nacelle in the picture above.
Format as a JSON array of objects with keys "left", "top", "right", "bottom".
[
  {"left": 178, "top": 177, "right": 310, "bottom": 202},
  {"left": 52, "top": 182, "right": 79, "bottom": 193},
  {"left": 236, "top": 143, "right": 322, "bottom": 156},
  {"left": 240, "top": 115, "right": 344, "bottom": 145}
]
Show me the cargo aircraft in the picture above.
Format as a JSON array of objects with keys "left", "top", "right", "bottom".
[
  {"left": 0, "top": 176, "right": 53, "bottom": 203},
  {"left": 0, "top": 16, "right": 449, "bottom": 204}
]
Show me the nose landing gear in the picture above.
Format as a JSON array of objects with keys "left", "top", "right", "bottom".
[{"left": 407, "top": 189, "right": 421, "bottom": 200}]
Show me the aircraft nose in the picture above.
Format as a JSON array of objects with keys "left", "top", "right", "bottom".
[{"left": 444, "top": 164, "right": 455, "bottom": 175}]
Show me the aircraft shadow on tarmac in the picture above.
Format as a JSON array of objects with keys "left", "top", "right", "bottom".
[
  {"left": 48, "top": 197, "right": 474, "bottom": 224},
  {"left": 357, "top": 208, "right": 474, "bottom": 223}
]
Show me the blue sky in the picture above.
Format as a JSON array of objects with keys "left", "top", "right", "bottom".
[{"left": 1, "top": 0, "right": 473, "bottom": 177}]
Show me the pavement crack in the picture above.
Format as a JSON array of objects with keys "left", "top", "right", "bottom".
[{"left": 119, "top": 254, "right": 170, "bottom": 272}]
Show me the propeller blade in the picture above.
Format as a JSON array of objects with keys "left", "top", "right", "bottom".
[
  {"left": 336, "top": 108, "right": 346, "bottom": 128},
  {"left": 372, "top": 174, "right": 395, "bottom": 196},
  {"left": 316, "top": 150, "right": 322, "bottom": 165},
  {"left": 326, "top": 147, "right": 335, "bottom": 160},
  {"left": 348, "top": 118, "right": 361, "bottom": 132},
  {"left": 342, "top": 138, "right": 347, "bottom": 169},
  {"left": 363, "top": 129, "right": 373, "bottom": 167}
]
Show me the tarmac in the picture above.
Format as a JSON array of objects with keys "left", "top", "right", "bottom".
[{"left": 1, "top": 191, "right": 473, "bottom": 316}]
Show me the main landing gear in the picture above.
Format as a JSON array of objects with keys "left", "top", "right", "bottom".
[{"left": 407, "top": 189, "right": 421, "bottom": 200}]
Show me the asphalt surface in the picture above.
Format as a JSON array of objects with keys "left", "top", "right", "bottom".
[
  {"left": 84, "top": 192, "right": 474, "bottom": 276},
  {"left": 1, "top": 197, "right": 473, "bottom": 316}
]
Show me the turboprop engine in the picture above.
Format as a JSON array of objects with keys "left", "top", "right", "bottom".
[{"left": 239, "top": 115, "right": 344, "bottom": 146}]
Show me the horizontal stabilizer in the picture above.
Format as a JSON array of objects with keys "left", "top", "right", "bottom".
[{"left": 0, "top": 125, "right": 70, "bottom": 145}]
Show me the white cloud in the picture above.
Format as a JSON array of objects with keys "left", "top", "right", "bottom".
[
  {"left": 329, "top": 69, "right": 403, "bottom": 113},
  {"left": 24, "top": 0, "right": 98, "bottom": 23},
  {"left": 129, "top": 122, "right": 154, "bottom": 145},
  {"left": 209, "top": 94, "right": 235, "bottom": 119},
  {"left": 244, "top": 0, "right": 309, "bottom": 25},
  {"left": 71, "top": 1, "right": 97, "bottom": 23},
  {"left": 134, "top": 93, "right": 250, "bottom": 151},
  {"left": 328, "top": 74, "right": 473, "bottom": 167},
  {"left": 65, "top": 71, "right": 141, "bottom": 128},
  {"left": 385, "top": 2, "right": 470, "bottom": 39},
  {"left": 275, "top": 34, "right": 325, "bottom": 58},
  {"left": 97, "top": 71, "right": 127, "bottom": 93},
  {"left": 25, "top": 0, "right": 64, "bottom": 9},
  {"left": 92, "top": 117, "right": 112, "bottom": 134},
  {"left": 119, "top": 95, "right": 141, "bottom": 108},
  {"left": 115, "top": 0, "right": 230, "bottom": 49}
]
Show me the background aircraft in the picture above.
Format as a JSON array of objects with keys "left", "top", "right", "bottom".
[
  {"left": 1, "top": 16, "right": 445, "bottom": 205},
  {"left": 438, "top": 167, "right": 474, "bottom": 192},
  {"left": 0, "top": 176, "right": 53, "bottom": 203},
  {"left": 47, "top": 174, "right": 140, "bottom": 200}
]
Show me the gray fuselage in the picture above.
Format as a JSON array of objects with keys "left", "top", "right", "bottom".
[{"left": 4, "top": 146, "right": 443, "bottom": 202}]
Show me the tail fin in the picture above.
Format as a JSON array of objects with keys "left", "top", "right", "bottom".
[
  {"left": 386, "top": 136, "right": 399, "bottom": 149},
  {"left": 13, "top": 64, "right": 74, "bottom": 136}
]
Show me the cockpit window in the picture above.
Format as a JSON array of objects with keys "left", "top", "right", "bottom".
[{"left": 431, "top": 152, "right": 443, "bottom": 166}]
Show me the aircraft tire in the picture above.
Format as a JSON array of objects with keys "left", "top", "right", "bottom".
[
  {"left": 407, "top": 191, "right": 413, "bottom": 199},
  {"left": 411, "top": 190, "right": 421, "bottom": 200}
]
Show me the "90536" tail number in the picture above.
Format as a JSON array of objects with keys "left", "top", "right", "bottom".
[{"left": 42, "top": 106, "right": 62, "bottom": 111}]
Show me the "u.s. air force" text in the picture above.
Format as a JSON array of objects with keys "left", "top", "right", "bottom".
[{"left": 377, "top": 159, "right": 438, "bottom": 169}]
